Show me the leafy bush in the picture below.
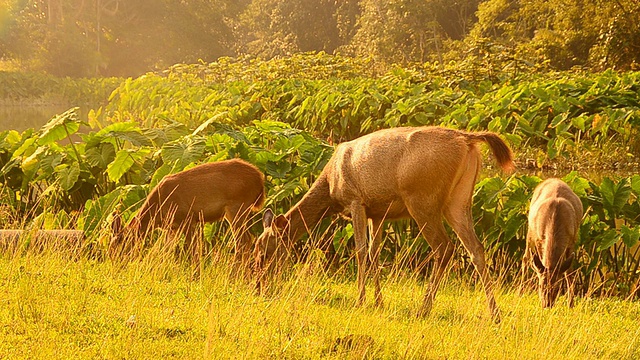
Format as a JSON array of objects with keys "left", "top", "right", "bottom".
[
  {"left": 105, "top": 56, "right": 640, "bottom": 167},
  {"left": 0, "top": 71, "right": 122, "bottom": 105},
  {"left": 1, "top": 54, "right": 639, "bottom": 297}
]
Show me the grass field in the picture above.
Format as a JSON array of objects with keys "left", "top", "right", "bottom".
[{"left": 1, "top": 242, "right": 639, "bottom": 360}]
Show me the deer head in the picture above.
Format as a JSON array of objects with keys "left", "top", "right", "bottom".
[
  {"left": 533, "top": 252, "right": 574, "bottom": 308},
  {"left": 254, "top": 208, "right": 292, "bottom": 286}
]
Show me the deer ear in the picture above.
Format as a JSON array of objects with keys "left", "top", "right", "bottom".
[
  {"left": 263, "top": 208, "right": 275, "bottom": 228},
  {"left": 273, "top": 214, "right": 289, "bottom": 229},
  {"left": 532, "top": 253, "right": 545, "bottom": 273},
  {"left": 111, "top": 211, "right": 123, "bottom": 234}
]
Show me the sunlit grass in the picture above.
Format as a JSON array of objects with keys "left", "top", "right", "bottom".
[{"left": 0, "top": 237, "right": 639, "bottom": 359}]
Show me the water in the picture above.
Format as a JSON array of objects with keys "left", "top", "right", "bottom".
[{"left": 0, "top": 105, "right": 72, "bottom": 132}]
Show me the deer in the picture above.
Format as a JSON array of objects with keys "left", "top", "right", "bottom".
[
  {"left": 522, "top": 178, "right": 582, "bottom": 308},
  {"left": 110, "top": 158, "right": 265, "bottom": 273},
  {"left": 254, "top": 126, "right": 514, "bottom": 322}
]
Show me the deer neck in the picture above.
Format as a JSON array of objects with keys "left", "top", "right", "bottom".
[{"left": 283, "top": 173, "right": 336, "bottom": 242}]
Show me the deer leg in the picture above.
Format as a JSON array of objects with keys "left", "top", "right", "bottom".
[
  {"left": 416, "top": 220, "right": 454, "bottom": 318},
  {"left": 350, "top": 202, "right": 369, "bottom": 307},
  {"left": 444, "top": 156, "right": 501, "bottom": 323},
  {"left": 519, "top": 228, "right": 535, "bottom": 295},
  {"left": 370, "top": 218, "right": 384, "bottom": 307},
  {"left": 445, "top": 206, "right": 501, "bottom": 323}
]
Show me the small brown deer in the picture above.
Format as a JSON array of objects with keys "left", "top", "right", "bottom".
[
  {"left": 523, "top": 178, "right": 582, "bottom": 308},
  {"left": 254, "top": 126, "right": 514, "bottom": 322},
  {"left": 110, "top": 159, "right": 265, "bottom": 270}
]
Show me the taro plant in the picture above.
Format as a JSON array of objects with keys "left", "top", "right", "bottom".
[
  {"left": 104, "top": 55, "right": 640, "bottom": 168},
  {"left": 0, "top": 107, "right": 92, "bottom": 214}
]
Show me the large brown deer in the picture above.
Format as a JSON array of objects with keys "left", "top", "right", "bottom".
[
  {"left": 110, "top": 159, "right": 265, "bottom": 270},
  {"left": 254, "top": 126, "right": 514, "bottom": 321},
  {"left": 523, "top": 178, "right": 582, "bottom": 308}
]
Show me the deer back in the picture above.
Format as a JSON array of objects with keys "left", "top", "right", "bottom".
[
  {"left": 323, "top": 126, "right": 513, "bottom": 219},
  {"left": 528, "top": 179, "right": 582, "bottom": 270},
  {"left": 135, "top": 159, "right": 265, "bottom": 231}
]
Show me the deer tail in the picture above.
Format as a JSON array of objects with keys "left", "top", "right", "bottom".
[{"left": 467, "top": 132, "right": 515, "bottom": 172}]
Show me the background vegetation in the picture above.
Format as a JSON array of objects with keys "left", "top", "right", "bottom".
[
  {"left": 1, "top": 0, "right": 639, "bottom": 77},
  {"left": 0, "top": 55, "right": 638, "bottom": 300}
]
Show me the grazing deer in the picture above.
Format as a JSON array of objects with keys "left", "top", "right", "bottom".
[
  {"left": 110, "top": 159, "right": 265, "bottom": 271},
  {"left": 254, "top": 126, "right": 514, "bottom": 322},
  {"left": 523, "top": 178, "right": 582, "bottom": 308}
]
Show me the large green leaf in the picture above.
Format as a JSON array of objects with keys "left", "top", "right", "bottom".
[
  {"left": 39, "top": 107, "right": 81, "bottom": 145},
  {"left": 88, "top": 121, "right": 152, "bottom": 147},
  {"left": 149, "top": 163, "right": 175, "bottom": 188},
  {"left": 81, "top": 188, "right": 123, "bottom": 236},
  {"left": 160, "top": 135, "right": 206, "bottom": 169},
  {"left": 107, "top": 148, "right": 151, "bottom": 183},
  {"left": 597, "top": 229, "right": 620, "bottom": 251},
  {"left": 620, "top": 225, "right": 640, "bottom": 248},
  {"left": 55, "top": 163, "right": 81, "bottom": 191},
  {"left": 11, "top": 136, "right": 37, "bottom": 159},
  {"left": 85, "top": 143, "right": 116, "bottom": 168},
  {"left": 562, "top": 171, "right": 590, "bottom": 198},
  {"left": 21, "top": 146, "right": 46, "bottom": 174},
  {"left": 35, "top": 150, "right": 63, "bottom": 181},
  {"left": 599, "top": 177, "right": 631, "bottom": 216},
  {"left": 630, "top": 175, "right": 640, "bottom": 195},
  {"left": 192, "top": 112, "right": 229, "bottom": 136},
  {"left": 474, "top": 177, "right": 507, "bottom": 211},
  {"left": 265, "top": 160, "right": 291, "bottom": 179}
]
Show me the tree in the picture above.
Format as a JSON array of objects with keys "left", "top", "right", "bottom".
[
  {"left": 471, "top": 0, "right": 640, "bottom": 70},
  {"left": 236, "top": 0, "right": 357, "bottom": 58},
  {"left": 1, "top": 0, "right": 244, "bottom": 77},
  {"left": 347, "top": 0, "right": 481, "bottom": 64}
]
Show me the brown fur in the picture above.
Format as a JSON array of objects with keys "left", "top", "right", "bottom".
[
  {"left": 523, "top": 178, "right": 582, "bottom": 308},
  {"left": 110, "top": 159, "right": 265, "bottom": 270},
  {"left": 255, "top": 126, "right": 514, "bottom": 321}
]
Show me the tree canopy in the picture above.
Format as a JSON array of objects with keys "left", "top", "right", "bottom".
[{"left": 1, "top": 0, "right": 638, "bottom": 77}]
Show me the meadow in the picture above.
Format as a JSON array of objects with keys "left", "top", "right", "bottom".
[
  {"left": 1, "top": 239, "right": 639, "bottom": 359},
  {"left": 1, "top": 54, "right": 640, "bottom": 358}
]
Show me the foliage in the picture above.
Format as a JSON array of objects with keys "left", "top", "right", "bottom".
[
  {"left": 471, "top": 0, "right": 640, "bottom": 70},
  {"left": 346, "top": 0, "right": 474, "bottom": 64},
  {"left": 0, "top": 71, "right": 121, "bottom": 105},
  {"left": 0, "top": 107, "right": 332, "bottom": 239},
  {"left": 1, "top": 0, "right": 242, "bottom": 76},
  {"left": 2, "top": 0, "right": 639, "bottom": 76},
  {"left": 236, "top": 0, "right": 356, "bottom": 58},
  {"left": 105, "top": 56, "right": 640, "bottom": 163}
]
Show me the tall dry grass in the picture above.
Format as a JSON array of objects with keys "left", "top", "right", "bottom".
[{"left": 0, "top": 217, "right": 639, "bottom": 359}]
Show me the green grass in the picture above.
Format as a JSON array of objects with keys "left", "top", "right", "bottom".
[{"left": 1, "top": 244, "right": 639, "bottom": 359}]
